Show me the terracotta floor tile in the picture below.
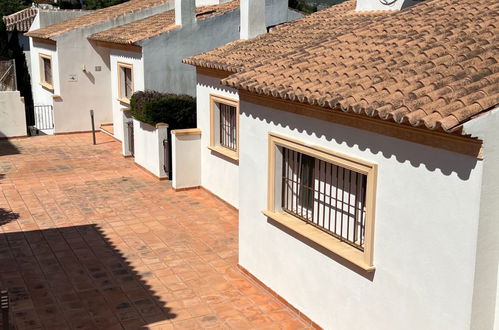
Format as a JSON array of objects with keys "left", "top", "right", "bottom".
[
  {"left": 0, "top": 134, "right": 313, "bottom": 330},
  {"left": 247, "top": 313, "right": 275, "bottom": 327},
  {"left": 225, "top": 317, "right": 254, "bottom": 329}
]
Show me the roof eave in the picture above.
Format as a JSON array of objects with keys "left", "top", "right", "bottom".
[{"left": 90, "top": 39, "right": 142, "bottom": 52}]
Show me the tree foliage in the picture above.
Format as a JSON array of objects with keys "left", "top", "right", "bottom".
[
  {"left": 0, "top": 0, "right": 28, "bottom": 19},
  {"left": 289, "top": 0, "right": 317, "bottom": 14},
  {"left": 0, "top": 0, "right": 27, "bottom": 56},
  {"left": 8, "top": 29, "right": 34, "bottom": 112}
]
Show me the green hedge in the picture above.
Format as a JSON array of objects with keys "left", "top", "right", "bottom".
[{"left": 130, "top": 91, "right": 196, "bottom": 129}]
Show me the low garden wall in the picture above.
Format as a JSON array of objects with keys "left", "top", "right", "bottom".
[
  {"left": 123, "top": 91, "right": 196, "bottom": 181},
  {"left": 0, "top": 91, "right": 27, "bottom": 138},
  {"left": 132, "top": 119, "right": 169, "bottom": 179}
]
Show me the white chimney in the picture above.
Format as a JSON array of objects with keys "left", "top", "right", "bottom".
[
  {"left": 356, "top": 0, "right": 422, "bottom": 12},
  {"left": 240, "top": 0, "right": 266, "bottom": 40},
  {"left": 175, "top": 0, "right": 196, "bottom": 26}
]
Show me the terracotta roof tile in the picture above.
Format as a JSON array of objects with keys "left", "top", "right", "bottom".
[
  {"left": 3, "top": 8, "right": 38, "bottom": 32},
  {"left": 183, "top": 0, "right": 383, "bottom": 73},
  {"left": 3, "top": 8, "right": 93, "bottom": 32},
  {"left": 187, "top": 0, "right": 497, "bottom": 134},
  {"left": 25, "top": 0, "right": 171, "bottom": 39},
  {"left": 88, "top": 0, "right": 239, "bottom": 45}
]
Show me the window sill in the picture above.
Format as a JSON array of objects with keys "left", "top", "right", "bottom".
[
  {"left": 40, "top": 82, "right": 54, "bottom": 92},
  {"left": 262, "top": 209, "right": 375, "bottom": 272},
  {"left": 208, "top": 145, "right": 239, "bottom": 162},
  {"left": 118, "top": 97, "right": 131, "bottom": 105}
]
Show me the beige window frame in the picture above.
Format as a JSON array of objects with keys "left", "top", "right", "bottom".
[
  {"left": 263, "top": 132, "right": 377, "bottom": 271},
  {"left": 39, "top": 53, "right": 53, "bottom": 91},
  {"left": 209, "top": 94, "right": 239, "bottom": 161},
  {"left": 117, "top": 62, "right": 134, "bottom": 104}
]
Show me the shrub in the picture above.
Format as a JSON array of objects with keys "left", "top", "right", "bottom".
[{"left": 130, "top": 91, "right": 196, "bottom": 129}]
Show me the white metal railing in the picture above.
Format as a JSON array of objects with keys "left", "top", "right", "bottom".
[{"left": 34, "top": 105, "right": 54, "bottom": 130}]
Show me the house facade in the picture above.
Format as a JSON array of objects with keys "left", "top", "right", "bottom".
[
  {"left": 183, "top": 0, "right": 499, "bottom": 328},
  {"left": 86, "top": 0, "right": 300, "bottom": 143},
  {"left": 183, "top": 0, "right": 393, "bottom": 207},
  {"left": 26, "top": 0, "right": 175, "bottom": 134},
  {"left": 3, "top": 6, "right": 89, "bottom": 77}
]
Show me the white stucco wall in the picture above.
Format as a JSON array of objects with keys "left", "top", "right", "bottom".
[
  {"left": 465, "top": 108, "right": 499, "bottom": 330},
  {"left": 133, "top": 119, "right": 168, "bottom": 178},
  {"left": 238, "top": 99, "right": 484, "bottom": 330},
  {"left": 0, "top": 91, "right": 27, "bottom": 138},
  {"left": 30, "top": 1, "right": 173, "bottom": 134},
  {"left": 141, "top": 0, "right": 296, "bottom": 96},
  {"left": 196, "top": 73, "right": 239, "bottom": 208},
  {"left": 26, "top": 10, "right": 89, "bottom": 78},
  {"left": 30, "top": 40, "right": 59, "bottom": 107},
  {"left": 38, "top": 10, "right": 91, "bottom": 28},
  {"left": 52, "top": 30, "right": 112, "bottom": 133},
  {"left": 110, "top": 49, "right": 144, "bottom": 142}
]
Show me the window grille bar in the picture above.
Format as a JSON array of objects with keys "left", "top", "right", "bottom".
[
  {"left": 353, "top": 172, "right": 359, "bottom": 243},
  {"left": 218, "top": 103, "right": 237, "bottom": 151},
  {"left": 321, "top": 160, "right": 326, "bottom": 229},
  {"left": 347, "top": 170, "right": 352, "bottom": 242},
  {"left": 281, "top": 147, "right": 367, "bottom": 251}
]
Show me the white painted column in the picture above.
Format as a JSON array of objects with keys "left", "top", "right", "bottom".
[{"left": 175, "top": 0, "right": 196, "bottom": 27}]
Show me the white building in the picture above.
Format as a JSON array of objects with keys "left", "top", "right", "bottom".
[
  {"left": 87, "top": 0, "right": 300, "bottom": 143},
  {"left": 182, "top": 0, "right": 499, "bottom": 328},
  {"left": 25, "top": 0, "right": 175, "bottom": 134},
  {"left": 183, "top": 0, "right": 391, "bottom": 207}
]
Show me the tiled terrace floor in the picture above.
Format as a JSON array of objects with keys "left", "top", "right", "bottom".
[{"left": 0, "top": 133, "right": 311, "bottom": 330}]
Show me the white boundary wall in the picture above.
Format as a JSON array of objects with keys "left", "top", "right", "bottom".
[
  {"left": 0, "top": 91, "right": 27, "bottom": 138},
  {"left": 196, "top": 73, "right": 239, "bottom": 207},
  {"left": 132, "top": 119, "right": 168, "bottom": 179},
  {"left": 238, "top": 99, "right": 483, "bottom": 330}
]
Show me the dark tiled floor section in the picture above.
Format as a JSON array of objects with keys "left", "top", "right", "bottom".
[{"left": 0, "top": 133, "right": 311, "bottom": 329}]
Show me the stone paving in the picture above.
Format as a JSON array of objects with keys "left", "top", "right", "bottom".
[{"left": 0, "top": 133, "right": 311, "bottom": 330}]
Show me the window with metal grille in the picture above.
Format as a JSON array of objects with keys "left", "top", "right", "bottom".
[
  {"left": 218, "top": 102, "right": 237, "bottom": 151},
  {"left": 281, "top": 147, "right": 367, "bottom": 251},
  {"left": 209, "top": 95, "right": 239, "bottom": 160}
]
